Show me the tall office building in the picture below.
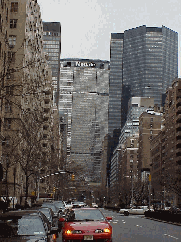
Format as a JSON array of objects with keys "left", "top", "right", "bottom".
[
  {"left": 123, "top": 25, "right": 178, "bottom": 105},
  {"left": 43, "top": 22, "right": 61, "bottom": 106},
  {"left": 108, "top": 33, "right": 124, "bottom": 136},
  {"left": 59, "top": 59, "right": 110, "bottom": 182},
  {"left": 109, "top": 25, "right": 178, "bottom": 137}
]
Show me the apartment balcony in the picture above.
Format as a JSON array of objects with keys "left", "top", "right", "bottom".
[
  {"left": 176, "top": 114, "right": 181, "bottom": 122},
  {"left": 176, "top": 139, "right": 181, "bottom": 145},
  {"left": 176, "top": 147, "right": 181, "bottom": 154},
  {"left": 175, "top": 156, "right": 181, "bottom": 165},
  {"left": 176, "top": 106, "right": 181, "bottom": 112},
  {"left": 176, "top": 98, "right": 181, "bottom": 106},
  {"left": 176, "top": 131, "right": 181, "bottom": 136},
  {"left": 176, "top": 123, "right": 181, "bottom": 129}
]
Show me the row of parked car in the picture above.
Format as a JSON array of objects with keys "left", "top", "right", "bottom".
[
  {"left": 0, "top": 199, "right": 67, "bottom": 241},
  {"left": 0, "top": 199, "right": 113, "bottom": 241}
]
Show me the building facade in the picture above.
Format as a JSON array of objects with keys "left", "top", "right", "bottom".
[
  {"left": 138, "top": 110, "right": 163, "bottom": 178},
  {"left": 0, "top": 0, "right": 53, "bottom": 204},
  {"left": 109, "top": 25, "right": 178, "bottom": 138},
  {"left": 119, "top": 97, "right": 154, "bottom": 145},
  {"left": 43, "top": 22, "right": 61, "bottom": 106},
  {"left": 108, "top": 33, "right": 124, "bottom": 136},
  {"left": 123, "top": 25, "right": 178, "bottom": 106},
  {"left": 59, "top": 59, "right": 110, "bottom": 183},
  {"left": 161, "top": 78, "right": 181, "bottom": 206}
]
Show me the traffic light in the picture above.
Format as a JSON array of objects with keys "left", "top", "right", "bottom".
[
  {"left": 53, "top": 187, "right": 56, "bottom": 192},
  {"left": 71, "top": 174, "right": 75, "bottom": 181}
]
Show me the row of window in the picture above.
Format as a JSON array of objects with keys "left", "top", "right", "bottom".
[{"left": 43, "top": 32, "right": 59, "bottom": 36}]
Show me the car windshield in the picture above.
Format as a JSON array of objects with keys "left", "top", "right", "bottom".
[
  {"left": 18, "top": 217, "right": 46, "bottom": 235},
  {"left": 69, "top": 209, "right": 105, "bottom": 222},
  {"left": 0, "top": 216, "right": 45, "bottom": 238}
]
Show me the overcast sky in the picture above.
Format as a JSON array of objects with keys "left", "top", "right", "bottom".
[{"left": 37, "top": 0, "right": 181, "bottom": 76}]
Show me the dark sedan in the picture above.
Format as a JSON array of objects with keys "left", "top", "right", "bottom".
[{"left": 0, "top": 210, "right": 58, "bottom": 241}]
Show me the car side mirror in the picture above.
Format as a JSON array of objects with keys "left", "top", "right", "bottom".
[{"left": 106, "top": 217, "right": 112, "bottom": 221}]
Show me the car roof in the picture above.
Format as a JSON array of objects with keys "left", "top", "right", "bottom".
[{"left": 0, "top": 210, "right": 44, "bottom": 219}]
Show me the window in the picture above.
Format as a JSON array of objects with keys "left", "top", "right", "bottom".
[
  {"left": 43, "top": 134, "right": 48, "bottom": 139},
  {"left": 5, "top": 101, "right": 12, "bottom": 112},
  {"left": 6, "top": 86, "right": 13, "bottom": 95},
  {"left": 4, "top": 119, "right": 11, "bottom": 129},
  {"left": 10, "top": 19, "right": 17, "bottom": 28},
  {"left": 11, "top": 2, "right": 18, "bottom": 12},
  {"left": 2, "top": 137, "right": 10, "bottom": 147},
  {"left": 8, "top": 51, "right": 15, "bottom": 62},
  {"left": 9, "top": 35, "right": 16, "bottom": 48}
]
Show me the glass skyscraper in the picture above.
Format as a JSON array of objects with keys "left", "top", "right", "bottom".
[
  {"left": 43, "top": 22, "right": 61, "bottom": 106},
  {"left": 109, "top": 25, "right": 178, "bottom": 137},
  {"left": 123, "top": 25, "right": 178, "bottom": 105},
  {"left": 59, "top": 59, "right": 110, "bottom": 182},
  {"left": 108, "top": 33, "right": 124, "bottom": 136}
]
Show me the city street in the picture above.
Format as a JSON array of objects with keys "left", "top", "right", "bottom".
[{"left": 57, "top": 208, "right": 181, "bottom": 242}]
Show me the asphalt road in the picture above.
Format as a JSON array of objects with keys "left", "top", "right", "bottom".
[{"left": 57, "top": 208, "right": 181, "bottom": 242}]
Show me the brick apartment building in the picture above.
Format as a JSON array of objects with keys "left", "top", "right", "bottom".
[
  {"left": 138, "top": 109, "right": 163, "bottom": 179},
  {"left": 149, "top": 78, "right": 181, "bottom": 207},
  {"left": 0, "top": 0, "right": 55, "bottom": 204}
]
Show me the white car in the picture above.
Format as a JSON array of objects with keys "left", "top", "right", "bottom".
[
  {"left": 92, "top": 203, "right": 98, "bottom": 208},
  {"left": 120, "top": 206, "right": 153, "bottom": 215}
]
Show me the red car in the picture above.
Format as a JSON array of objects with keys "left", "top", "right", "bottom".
[{"left": 62, "top": 207, "right": 112, "bottom": 242}]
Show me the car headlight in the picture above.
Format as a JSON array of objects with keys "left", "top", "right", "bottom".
[
  {"left": 95, "top": 229, "right": 104, "bottom": 233},
  {"left": 104, "top": 228, "right": 111, "bottom": 233},
  {"left": 65, "top": 230, "right": 72, "bottom": 235},
  {"left": 72, "top": 230, "right": 83, "bottom": 234}
]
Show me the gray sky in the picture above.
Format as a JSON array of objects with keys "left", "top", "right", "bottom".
[{"left": 38, "top": 0, "right": 181, "bottom": 76}]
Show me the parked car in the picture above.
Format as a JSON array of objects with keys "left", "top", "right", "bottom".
[
  {"left": 53, "top": 200, "right": 66, "bottom": 214},
  {"left": 0, "top": 210, "right": 58, "bottom": 241},
  {"left": 39, "top": 207, "right": 58, "bottom": 229},
  {"left": 120, "top": 205, "right": 153, "bottom": 215},
  {"left": 62, "top": 208, "right": 112, "bottom": 242},
  {"left": 92, "top": 203, "right": 98, "bottom": 208},
  {"left": 42, "top": 202, "right": 60, "bottom": 218}
]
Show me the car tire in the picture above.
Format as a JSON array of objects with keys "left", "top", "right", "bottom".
[{"left": 124, "top": 211, "right": 129, "bottom": 216}]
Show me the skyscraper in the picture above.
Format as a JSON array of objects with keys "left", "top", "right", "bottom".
[
  {"left": 123, "top": 25, "right": 178, "bottom": 105},
  {"left": 43, "top": 22, "right": 61, "bottom": 106},
  {"left": 108, "top": 33, "right": 124, "bottom": 137},
  {"left": 109, "top": 25, "right": 178, "bottom": 137},
  {"left": 59, "top": 59, "right": 110, "bottom": 182}
]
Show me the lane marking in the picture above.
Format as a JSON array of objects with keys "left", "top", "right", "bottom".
[{"left": 164, "top": 234, "right": 179, "bottom": 240}]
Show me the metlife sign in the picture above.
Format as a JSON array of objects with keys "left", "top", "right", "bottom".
[{"left": 75, "top": 61, "right": 96, "bottom": 67}]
